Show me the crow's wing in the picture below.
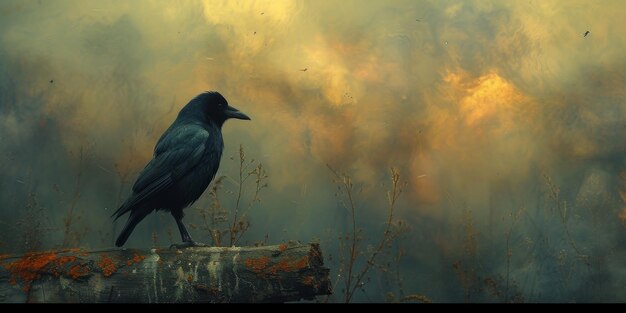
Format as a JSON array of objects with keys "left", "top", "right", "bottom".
[
  {"left": 133, "top": 124, "right": 209, "bottom": 196},
  {"left": 114, "top": 124, "right": 210, "bottom": 218}
]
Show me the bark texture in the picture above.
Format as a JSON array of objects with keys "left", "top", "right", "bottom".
[{"left": 0, "top": 242, "right": 331, "bottom": 303}]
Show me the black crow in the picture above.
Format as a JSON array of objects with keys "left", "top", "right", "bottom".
[
  {"left": 584, "top": 30, "right": 590, "bottom": 37},
  {"left": 113, "top": 91, "right": 250, "bottom": 247}
]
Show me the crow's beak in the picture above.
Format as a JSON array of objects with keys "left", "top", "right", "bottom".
[{"left": 224, "top": 105, "right": 251, "bottom": 120}]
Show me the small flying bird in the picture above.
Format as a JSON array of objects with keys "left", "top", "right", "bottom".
[
  {"left": 50, "top": 80, "right": 53, "bottom": 83},
  {"left": 300, "top": 68, "right": 308, "bottom": 72},
  {"left": 584, "top": 30, "right": 590, "bottom": 37},
  {"left": 112, "top": 91, "right": 250, "bottom": 248}
]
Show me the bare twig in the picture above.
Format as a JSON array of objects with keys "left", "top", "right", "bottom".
[
  {"left": 328, "top": 166, "right": 406, "bottom": 303},
  {"left": 195, "top": 145, "right": 267, "bottom": 247},
  {"left": 542, "top": 174, "right": 590, "bottom": 267},
  {"left": 61, "top": 147, "right": 87, "bottom": 247},
  {"left": 504, "top": 207, "right": 525, "bottom": 303}
]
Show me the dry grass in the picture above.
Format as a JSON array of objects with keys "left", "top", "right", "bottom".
[
  {"left": 17, "top": 192, "right": 54, "bottom": 252},
  {"left": 618, "top": 172, "right": 626, "bottom": 225},
  {"left": 452, "top": 208, "right": 479, "bottom": 302},
  {"left": 503, "top": 207, "right": 525, "bottom": 302},
  {"left": 451, "top": 207, "right": 528, "bottom": 303},
  {"left": 399, "top": 294, "right": 433, "bottom": 303},
  {"left": 444, "top": 170, "right": 612, "bottom": 302},
  {"left": 195, "top": 144, "right": 268, "bottom": 247},
  {"left": 198, "top": 175, "right": 228, "bottom": 246},
  {"left": 3, "top": 169, "right": 57, "bottom": 253},
  {"left": 327, "top": 166, "right": 412, "bottom": 303},
  {"left": 542, "top": 174, "right": 590, "bottom": 267},
  {"left": 57, "top": 146, "right": 91, "bottom": 248}
]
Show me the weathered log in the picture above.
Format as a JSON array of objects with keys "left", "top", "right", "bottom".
[{"left": 0, "top": 242, "right": 331, "bottom": 303}]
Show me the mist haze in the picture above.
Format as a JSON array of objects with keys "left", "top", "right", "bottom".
[{"left": 1, "top": 0, "right": 625, "bottom": 302}]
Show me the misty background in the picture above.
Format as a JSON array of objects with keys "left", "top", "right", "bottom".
[{"left": 1, "top": 0, "right": 625, "bottom": 302}]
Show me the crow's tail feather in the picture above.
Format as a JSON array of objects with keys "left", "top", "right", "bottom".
[
  {"left": 112, "top": 198, "right": 134, "bottom": 221},
  {"left": 115, "top": 211, "right": 147, "bottom": 247}
]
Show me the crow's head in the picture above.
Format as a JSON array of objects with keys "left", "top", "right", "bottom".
[{"left": 182, "top": 91, "right": 251, "bottom": 126}]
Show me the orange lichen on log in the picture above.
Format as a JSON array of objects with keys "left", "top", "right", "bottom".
[
  {"left": 1, "top": 250, "right": 94, "bottom": 290},
  {"left": 56, "top": 256, "right": 76, "bottom": 266},
  {"left": 244, "top": 256, "right": 270, "bottom": 272},
  {"left": 98, "top": 255, "right": 117, "bottom": 277},
  {"left": 295, "top": 255, "right": 309, "bottom": 269},
  {"left": 267, "top": 256, "right": 309, "bottom": 274},
  {"left": 126, "top": 253, "right": 146, "bottom": 266},
  {"left": 69, "top": 264, "right": 89, "bottom": 279},
  {"left": 135, "top": 254, "right": 146, "bottom": 262},
  {"left": 52, "top": 255, "right": 79, "bottom": 277},
  {"left": 3, "top": 252, "right": 59, "bottom": 292},
  {"left": 268, "top": 260, "right": 289, "bottom": 274},
  {"left": 302, "top": 275, "right": 315, "bottom": 286},
  {"left": 245, "top": 255, "right": 309, "bottom": 275}
]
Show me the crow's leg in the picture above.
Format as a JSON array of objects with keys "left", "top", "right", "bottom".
[
  {"left": 175, "top": 217, "right": 193, "bottom": 242},
  {"left": 170, "top": 210, "right": 209, "bottom": 249}
]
